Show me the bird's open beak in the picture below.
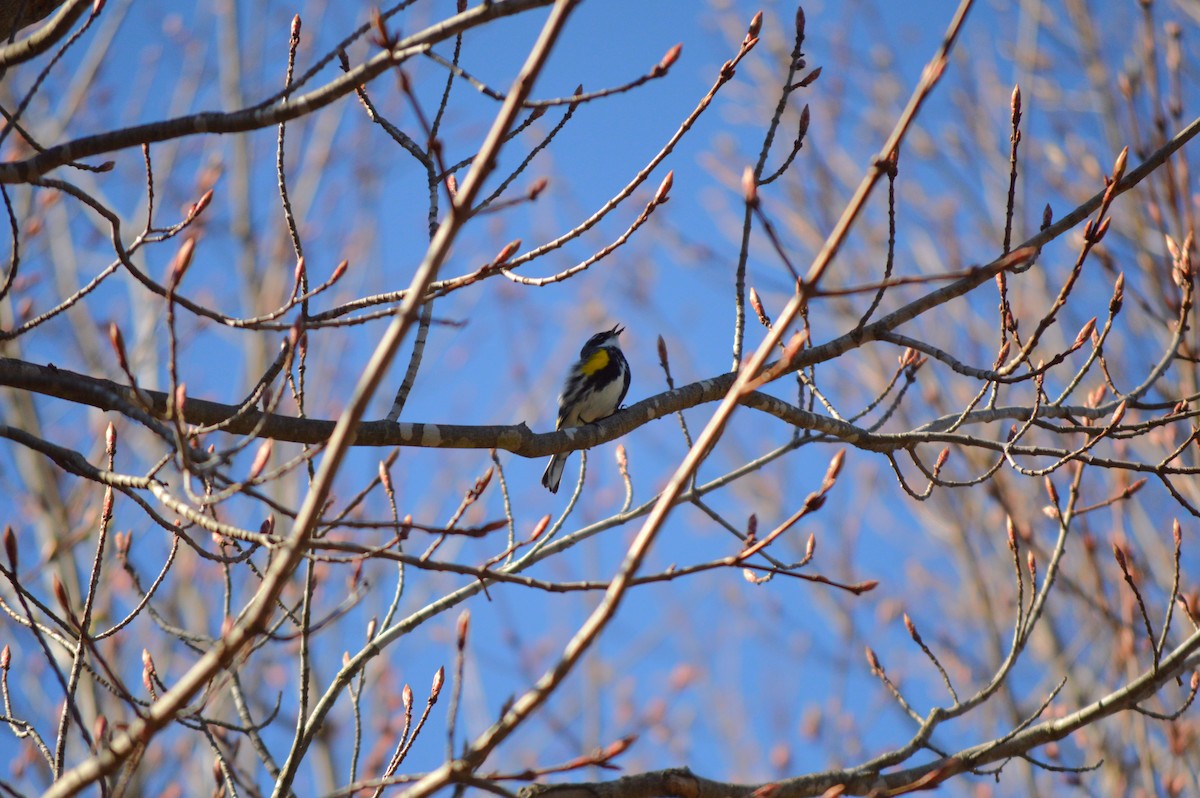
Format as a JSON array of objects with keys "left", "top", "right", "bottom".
[{"left": 610, "top": 324, "right": 624, "bottom": 336}]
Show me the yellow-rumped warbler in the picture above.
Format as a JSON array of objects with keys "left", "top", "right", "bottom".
[{"left": 542, "top": 324, "right": 631, "bottom": 493}]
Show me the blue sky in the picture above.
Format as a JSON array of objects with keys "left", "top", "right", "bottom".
[{"left": 4, "top": 0, "right": 1198, "bottom": 794}]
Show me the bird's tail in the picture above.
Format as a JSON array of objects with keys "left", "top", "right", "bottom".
[{"left": 541, "top": 452, "right": 568, "bottom": 493}]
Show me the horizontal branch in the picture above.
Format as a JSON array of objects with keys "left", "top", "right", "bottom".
[
  {"left": 3, "top": 110, "right": 1196, "bottom": 454},
  {"left": 0, "top": 355, "right": 1118, "bottom": 460}
]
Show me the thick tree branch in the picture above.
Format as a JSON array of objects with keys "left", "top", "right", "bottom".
[{"left": 0, "top": 0, "right": 87, "bottom": 66}]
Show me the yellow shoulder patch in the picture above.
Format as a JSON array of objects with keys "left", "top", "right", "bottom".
[{"left": 580, "top": 348, "right": 610, "bottom": 375}]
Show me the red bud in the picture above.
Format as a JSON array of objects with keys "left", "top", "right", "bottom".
[
  {"left": 653, "top": 43, "right": 682, "bottom": 77},
  {"left": 189, "top": 189, "right": 213, "bottom": 220},
  {"left": 742, "top": 166, "right": 758, "bottom": 206},
  {"left": 1112, "top": 146, "right": 1129, "bottom": 185},
  {"left": 456, "top": 610, "right": 470, "bottom": 648},
  {"left": 493, "top": 240, "right": 521, "bottom": 265},
  {"left": 108, "top": 323, "right": 128, "bottom": 371},
  {"left": 169, "top": 237, "right": 195, "bottom": 286},
  {"left": 653, "top": 170, "right": 673, "bottom": 204},
  {"left": 248, "top": 439, "right": 273, "bottom": 481},
  {"left": 3, "top": 526, "right": 17, "bottom": 570}
]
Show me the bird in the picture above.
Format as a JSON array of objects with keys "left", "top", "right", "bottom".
[{"left": 542, "top": 324, "right": 631, "bottom": 493}]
